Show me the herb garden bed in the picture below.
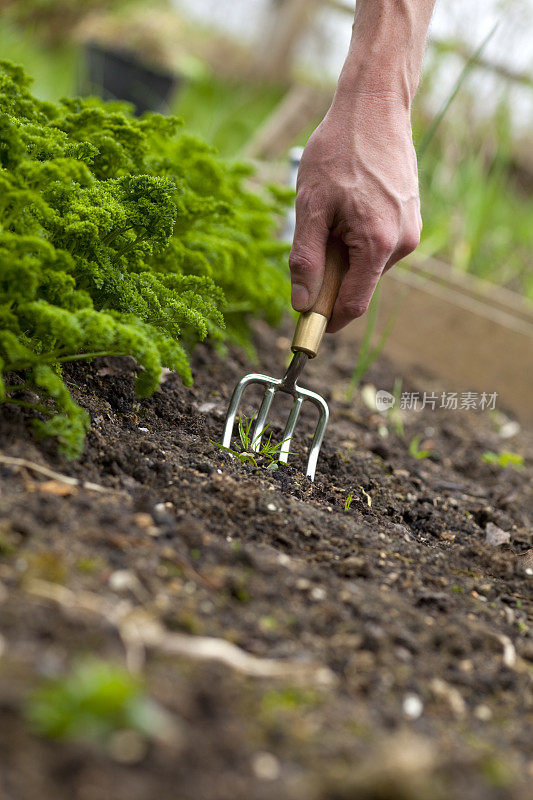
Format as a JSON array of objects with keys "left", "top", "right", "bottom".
[{"left": 0, "top": 317, "right": 531, "bottom": 800}]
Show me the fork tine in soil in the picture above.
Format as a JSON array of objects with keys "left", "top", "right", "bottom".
[
  {"left": 221, "top": 238, "right": 348, "bottom": 481},
  {"left": 278, "top": 395, "right": 304, "bottom": 463}
]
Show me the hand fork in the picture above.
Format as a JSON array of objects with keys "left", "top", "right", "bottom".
[{"left": 222, "top": 239, "right": 347, "bottom": 480}]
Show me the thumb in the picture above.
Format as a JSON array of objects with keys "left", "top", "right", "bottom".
[{"left": 288, "top": 203, "right": 329, "bottom": 312}]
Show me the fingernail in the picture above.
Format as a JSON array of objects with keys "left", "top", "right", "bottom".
[{"left": 291, "top": 283, "right": 309, "bottom": 310}]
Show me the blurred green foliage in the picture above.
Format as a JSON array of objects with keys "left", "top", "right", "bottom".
[
  {"left": 0, "top": 20, "right": 78, "bottom": 102},
  {"left": 173, "top": 74, "right": 284, "bottom": 157},
  {"left": 414, "top": 103, "right": 533, "bottom": 299},
  {"left": 26, "top": 658, "right": 170, "bottom": 743}
]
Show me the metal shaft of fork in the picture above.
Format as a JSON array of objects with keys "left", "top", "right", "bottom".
[{"left": 251, "top": 351, "right": 308, "bottom": 451}]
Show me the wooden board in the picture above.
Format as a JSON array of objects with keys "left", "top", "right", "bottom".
[{"left": 338, "top": 255, "right": 533, "bottom": 423}]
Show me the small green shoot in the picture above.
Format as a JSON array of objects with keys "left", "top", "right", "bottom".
[
  {"left": 481, "top": 451, "right": 524, "bottom": 471},
  {"left": 408, "top": 435, "right": 433, "bottom": 460},
  {"left": 345, "top": 486, "right": 372, "bottom": 511},
  {"left": 25, "top": 658, "right": 173, "bottom": 745},
  {"left": 388, "top": 376, "right": 404, "bottom": 438},
  {"left": 212, "top": 415, "right": 295, "bottom": 471}
]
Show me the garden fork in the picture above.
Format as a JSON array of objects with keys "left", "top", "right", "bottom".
[{"left": 221, "top": 239, "right": 347, "bottom": 480}]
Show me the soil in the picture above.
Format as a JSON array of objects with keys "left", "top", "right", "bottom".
[{"left": 0, "top": 318, "right": 532, "bottom": 800}]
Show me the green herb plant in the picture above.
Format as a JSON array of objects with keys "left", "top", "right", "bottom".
[
  {"left": 481, "top": 450, "right": 524, "bottom": 471},
  {"left": 0, "top": 61, "right": 289, "bottom": 456},
  {"left": 213, "top": 414, "right": 293, "bottom": 471}
]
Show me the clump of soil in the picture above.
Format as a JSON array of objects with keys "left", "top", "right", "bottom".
[{"left": 0, "top": 319, "right": 531, "bottom": 800}]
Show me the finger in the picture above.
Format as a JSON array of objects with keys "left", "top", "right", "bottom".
[
  {"left": 289, "top": 199, "right": 330, "bottom": 312},
  {"left": 327, "top": 218, "right": 397, "bottom": 332},
  {"left": 383, "top": 229, "right": 421, "bottom": 274},
  {"left": 383, "top": 210, "right": 422, "bottom": 273},
  {"left": 327, "top": 243, "right": 388, "bottom": 333}
]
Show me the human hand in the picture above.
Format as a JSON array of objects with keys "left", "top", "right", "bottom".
[{"left": 289, "top": 93, "right": 422, "bottom": 333}]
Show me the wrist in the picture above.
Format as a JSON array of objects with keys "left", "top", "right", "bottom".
[{"left": 335, "top": 0, "right": 434, "bottom": 110}]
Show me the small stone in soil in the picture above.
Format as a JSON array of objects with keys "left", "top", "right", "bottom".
[
  {"left": 252, "top": 752, "right": 281, "bottom": 781},
  {"left": 403, "top": 694, "right": 423, "bottom": 719},
  {"left": 485, "top": 522, "right": 510, "bottom": 547}
]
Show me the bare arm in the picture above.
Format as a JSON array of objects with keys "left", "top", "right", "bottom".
[{"left": 289, "top": 0, "right": 435, "bottom": 332}]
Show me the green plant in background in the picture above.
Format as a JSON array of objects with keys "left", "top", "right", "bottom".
[
  {"left": 174, "top": 74, "right": 285, "bottom": 157},
  {"left": 345, "top": 284, "right": 400, "bottom": 399},
  {"left": 408, "top": 435, "right": 432, "bottom": 460},
  {"left": 389, "top": 376, "right": 404, "bottom": 437},
  {"left": 481, "top": 450, "right": 525, "bottom": 470},
  {"left": 1, "top": 0, "right": 134, "bottom": 45},
  {"left": 0, "top": 61, "right": 289, "bottom": 456},
  {"left": 25, "top": 658, "right": 172, "bottom": 744}
]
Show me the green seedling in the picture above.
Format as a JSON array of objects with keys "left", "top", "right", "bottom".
[
  {"left": 388, "top": 376, "right": 404, "bottom": 438},
  {"left": 25, "top": 658, "right": 173, "bottom": 745},
  {"left": 408, "top": 435, "right": 433, "bottom": 460},
  {"left": 345, "top": 486, "right": 372, "bottom": 511},
  {"left": 213, "top": 414, "right": 295, "bottom": 471},
  {"left": 481, "top": 450, "right": 524, "bottom": 471}
]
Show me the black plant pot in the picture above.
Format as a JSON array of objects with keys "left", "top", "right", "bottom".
[{"left": 83, "top": 42, "right": 182, "bottom": 115}]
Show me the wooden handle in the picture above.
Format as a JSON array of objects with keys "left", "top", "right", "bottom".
[
  {"left": 291, "top": 235, "right": 348, "bottom": 358},
  {"left": 310, "top": 235, "right": 349, "bottom": 319}
]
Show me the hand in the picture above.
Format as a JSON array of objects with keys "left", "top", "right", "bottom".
[{"left": 289, "top": 93, "right": 422, "bottom": 333}]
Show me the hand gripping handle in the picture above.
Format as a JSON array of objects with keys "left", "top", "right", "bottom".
[{"left": 291, "top": 236, "right": 348, "bottom": 358}]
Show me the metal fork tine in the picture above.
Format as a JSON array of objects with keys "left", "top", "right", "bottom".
[
  {"left": 251, "top": 385, "right": 277, "bottom": 452},
  {"left": 278, "top": 395, "right": 303, "bottom": 463},
  {"left": 222, "top": 374, "right": 274, "bottom": 449},
  {"left": 302, "top": 392, "right": 330, "bottom": 481},
  {"left": 222, "top": 363, "right": 330, "bottom": 480},
  {"left": 222, "top": 378, "right": 248, "bottom": 448}
]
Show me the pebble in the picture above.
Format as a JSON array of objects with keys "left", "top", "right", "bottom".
[
  {"left": 252, "top": 751, "right": 281, "bottom": 781},
  {"left": 266, "top": 503, "right": 277, "bottom": 512},
  {"left": 485, "top": 522, "right": 510, "bottom": 547},
  {"left": 310, "top": 586, "right": 326, "bottom": 601},
  {"left": 403, "top": 693, "right": 423, "bottom": 719},
  {"left": 474, "top": 704, "right": 493, "bottom": 721},
  {"left": 109, "top": 570, "right": 145, "bottom": 597},
  {"left": 138, "top": 427, "right": 149, "bottom": 433}
]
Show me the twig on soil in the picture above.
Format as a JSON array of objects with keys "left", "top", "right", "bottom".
[
  {"left": 25, "top": 579, "right": 337, "bottom": 687},
  {"left": 0, "top": 455, "right": 115, "bottom": 494}
]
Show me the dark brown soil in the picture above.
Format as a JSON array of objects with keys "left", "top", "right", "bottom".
[{"left": 0, "top": 319, "right": 532, "bottom": 800}]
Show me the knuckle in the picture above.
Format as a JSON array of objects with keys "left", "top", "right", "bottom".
[
  {"left": 295, "top": 188, "right": 321, "bottom": 216},
  {"left": 370, "top": 223, "right": 397, "bottom": 255},
  {"left": 341, "top": 299, "right": 370, "bottom": 320},
  {"left": 288, "top": 249, "right": 318, "bottom": 278},
  {"left": 401, "top": 225, "right": 422, "bottom": 255}
]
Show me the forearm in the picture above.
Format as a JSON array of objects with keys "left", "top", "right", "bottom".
[{"left": 336, "top": 0, "right": 435, "bottom": 109}]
